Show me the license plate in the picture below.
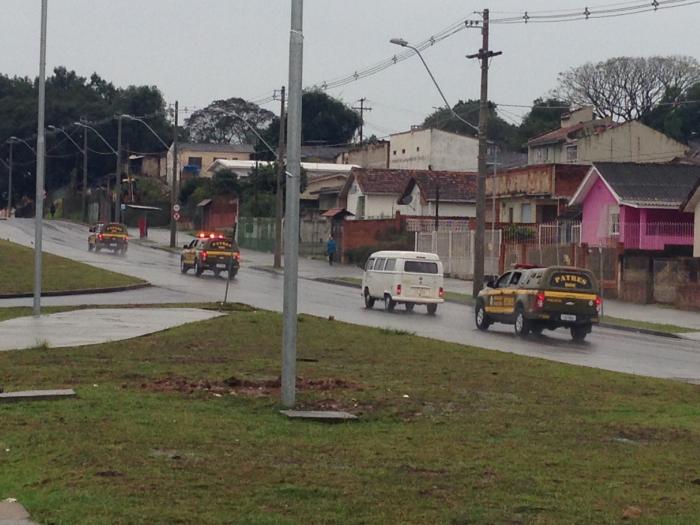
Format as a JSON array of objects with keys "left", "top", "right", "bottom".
[
  {"left": 561, "top": 314, "right": 577, "bottom": 321},
  {"left": 216, "top": 263, "right": 227, "bottom": 269},
  {"left": 415, "top": 288, "right": 429, "bottom": 297}
]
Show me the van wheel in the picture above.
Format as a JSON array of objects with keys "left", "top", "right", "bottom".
[
  {"left": 405, "top": 303, "right": 414, "bottom": 312},
  {"left": 384, "top": 295, "right": 396, "bottom": 312},
  {"left": 514, "top": 306, "right": 530, "bottom": 337},
  {"left": 475, "top": 301, "right": 490, "bottom": 330},
  {"left": 427, "top": 303, "right": 438, "bottom": 315},
  {"left": 570, "top": 324, "right": 590, "bottom": 342},
  {"left": 180, "top": 258, "right": 188, "bottom": 274},
  {"left": 364, "top": 289, "right": 375, "bottom": 309}
]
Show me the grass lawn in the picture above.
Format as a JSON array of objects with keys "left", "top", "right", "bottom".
[
  {"left": 0, "top": 239, "right": 145, "bottom": 295},
  {"left": 2, "top": 308, "right": 700, "bottom": 523}
]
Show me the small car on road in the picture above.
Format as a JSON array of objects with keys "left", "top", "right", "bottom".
[
  {"left": 180, "top": 232, "right": 240, "bottom": 279},
  {"left": 474, "top": 265, "right": 601, "bottom": 341},
  {"left": 362, "top": 250, "right": 445, "bottom": 315},
  {"left": 88, "top": 222, "right": 128, "bottom": 255}
]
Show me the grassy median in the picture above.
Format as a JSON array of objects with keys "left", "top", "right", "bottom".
[
  {"left": 2, "top": 308, "right": 700, "bottom": 524},
  {"left": 0, "top": 239, "right": 145, "bottom": 295}
]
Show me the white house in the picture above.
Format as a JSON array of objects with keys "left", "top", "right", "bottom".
[
  {"left": 397, "top": 171, "right": 478, "bottom": 218},
  {"left": 389, "top": 128, "right": 478, "bottom": 172},
  {"left": 340, "top": 168, "right": 416, "bottom": 219}
]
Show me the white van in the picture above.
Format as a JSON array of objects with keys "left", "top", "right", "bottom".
[{"left": 361, "top": 251, "right": 445, "bottom": 315}]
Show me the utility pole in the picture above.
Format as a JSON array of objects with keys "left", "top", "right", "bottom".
[
  {"left": 169, "top": 101, "right": 179, "bottom": 248},
  {"left": 7, "top": 141, "right": 12, "bottom": 218},
  {"left": 352, "top": 98, "right": 372, "bottom": 143},
  {"left": 274, "top": 86, "right": 286, "bottom": 269},
  {"left": 115, "top": 115, "right": 123, "bottom": 223},
  {"left": 33, "top": 0, "right": 48, "bottom": 317},
  {"left": 467, "top": 9, "right": 501, "bottom": 297},
  {"left": 282, "top": 0, "right": 304, "bottom": 408},
  {"left": 82, "top": 121, "right": 88, "bottom": 222}
]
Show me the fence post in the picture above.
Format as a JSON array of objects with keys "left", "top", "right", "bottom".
[
  {"left": 499, "top": 241, "right": 506, "bottom": 274},
  {"left": 448, "top": 231, "right": 453, "bottom": 276},
  {"left": 414, "top": 231, "right": 418, "bottom": 251}
]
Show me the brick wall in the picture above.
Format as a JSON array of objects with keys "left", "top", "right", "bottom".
[{"left": 341, "top": 214, "right": 403, "bottom": 254}]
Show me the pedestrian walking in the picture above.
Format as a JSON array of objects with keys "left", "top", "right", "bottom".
[
  {"left": 326, "top": 235, "right": 337, "bottom": 266},
  {"left": 49, "top": 201, "right": 56, "bottom": 218}
]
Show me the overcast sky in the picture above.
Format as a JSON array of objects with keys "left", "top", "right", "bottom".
[{"left": 2, "top": 0, "right": 699, "bottom": 140}]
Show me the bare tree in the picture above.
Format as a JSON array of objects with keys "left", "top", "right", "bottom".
[
  {"left": 557, "top": 56, "right": 700, "bottom": 121},
  {"left": 185, "top": 97, "right": 275, "bottom": 144}
]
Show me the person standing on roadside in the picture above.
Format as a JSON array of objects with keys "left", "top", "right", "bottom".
[{"left": 326, "top": 235, "right": 337, "bottom": 266}]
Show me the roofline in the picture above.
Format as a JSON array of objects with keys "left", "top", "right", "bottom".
[{"left": 568, "top": 165, "right": 622, "bottom": 207}]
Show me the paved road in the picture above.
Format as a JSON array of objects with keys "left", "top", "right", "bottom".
[{"left": 2, "top": 219, "right": 700, "bottom": 382}]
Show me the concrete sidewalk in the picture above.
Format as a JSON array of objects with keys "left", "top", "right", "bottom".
[
  {"left": 0, "top": 308, "right": 222, "bottom": 352},
  {"left": 0, "top": 500, "right": 38, "bottom": 525},
  {"left": 136, "top": 228, "right": 700, "bottom": 331}
]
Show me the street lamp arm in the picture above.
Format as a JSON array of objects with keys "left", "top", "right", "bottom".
[
  {"left": 48, "top": 125, "right": 84, "bottom": 154},
  {"left": 390, "top": 39, "right": 480, "bottom": 134},
  {"left": 74, "top": 122, "right": 117, "bottom": 155},
  {"left": 8, "top": 136, "right": 37, "bottom": 155},
  {"left": 122, "top": 115, "right": 170, "bottom": 150},
  {"left": 0, "top": 157, "right": 8, "bottom": 169}
]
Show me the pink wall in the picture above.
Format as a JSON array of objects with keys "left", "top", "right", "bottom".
[{"left": 581, "top": 177, "right": 618, "bottom": 246}]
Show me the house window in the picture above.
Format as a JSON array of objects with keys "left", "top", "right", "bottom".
[
  {"left": 566, "top": 145, "right": 578, "bottom": 163},
  {"left": 534, "top": 148, "right": 545, "bottom": 163},
  {"left": 393, "top": 150, "right": 397, "bottom": 155},
  {"left": 187, "top": 156, "right": 202, "bottom": 168},
  {"left": 508, "top": 207, "right": 514, "bottom": 223},
  {"left": 402, "top": 149, "right": 406, "bottom": 154},
  {"left": 357, "top": 195, "right": 366, "bottom": 219},
  {"left": 608, "top": 205, "right": 620, "bottom": 236},
  {"left": 521, "top": 203, "right": 532, "bottom": 223}
]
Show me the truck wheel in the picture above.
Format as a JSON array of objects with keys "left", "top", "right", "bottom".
[
  {"left": 570, "top": 324, "right": 590, "bottom": 342},
  {"left": 180, "top": 259, "right": 188, "bottom": 274},
  {"left": 427, "top": 303, "right": 438, "bottom": 315},
  {"left": 228, "top": 269, "right": 237, "bottom": 280},
  {"left": 88, "top": 243, "right": 93, "bottom": 251},
  {"left": 531, "top": 325, "right": 544, "bottom": 335},
  {"left": 514, "top": 306, "right": 530, "bottom": 337},
  {"left": 384, "top": 295, "right": 396, "bottom": 312},
  {"left": 195, "top": 260, "right": 203, "bottom": 276},
  {"left": 364, "top": 289, "right": 375, "bottom": 309},
  {"left": 475, "top": 301, "right": 490, "bottom": 330}
]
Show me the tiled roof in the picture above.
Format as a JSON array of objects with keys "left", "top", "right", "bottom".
[
  {"left": 596, "top": 162, "right": 700, "bottom": 207},
  {"left": 528, "top": 121, "right": 617, "bottom": 147},
  {"left": 406, "top": 171, "right": 478, "bottom": 203},
  {"left": 350, "top": 168, "right": 417, "bottom": 195}
]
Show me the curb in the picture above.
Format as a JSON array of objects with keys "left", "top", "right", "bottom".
[
  {"left": 0, "top": 282, "right": 151, "bottom": 300},
  {"left": 313, "top": 277, "right": 687, "bottom": 339},
  {"left": 131, "top": 239, "right": 182, "bottom": 255}
]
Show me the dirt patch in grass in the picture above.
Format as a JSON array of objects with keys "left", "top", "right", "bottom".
[{"left": 141, "top": 375, "right": 361, "bottom": 397}]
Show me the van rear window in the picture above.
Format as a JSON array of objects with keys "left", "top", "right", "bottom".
[
  {"left": 404, "top": 260, "right": 438, "bottom": 274},
  {"left": 549, "top": 272, "right": 592, "bottom": 290}
]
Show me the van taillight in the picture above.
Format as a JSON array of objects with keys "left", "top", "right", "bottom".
[
  {"left": 439, "top": 287, "right": 445, "bottom": 298},
  {"left": 396, "top": 284, "right": 402, "bottom": 296},
  {"left": 201, "top": 251, "right": 208, "bottom": 262},
  {"left": 595, "top": 296, "right": 602, "bottom": 314},
  {"left": 535, "top": 292, "right": 546, "bottom": 309}
]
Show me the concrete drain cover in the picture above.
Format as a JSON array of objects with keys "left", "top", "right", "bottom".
[{"left": 280, "top": 410, "right": 358, "bottom": 422}]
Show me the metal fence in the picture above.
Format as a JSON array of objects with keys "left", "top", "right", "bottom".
[
  {"left": 238, "top": 216, "right": 330, "bottom": 256},
  {"left": 414, "top": 229, "right": 501, "bottom": 279}
]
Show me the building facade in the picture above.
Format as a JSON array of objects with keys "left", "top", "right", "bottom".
[
  {"left": 388, "top": 128, "right": 478, "bottom": 172},
  {"left": 163, "top": 143, "right": 256, "bottom": 184}
]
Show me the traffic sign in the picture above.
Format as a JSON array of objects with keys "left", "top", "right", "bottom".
[
  {"left": 173, "top": 204, "right": 181, "bottom": 213},
  {"left": 173, "top": 211, "right": 181, "bottom": 221}
]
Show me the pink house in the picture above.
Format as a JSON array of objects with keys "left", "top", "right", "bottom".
[{"left": 569, "top": 163, "right": 700, "bottom": 250}]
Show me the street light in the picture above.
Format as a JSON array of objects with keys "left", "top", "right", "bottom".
[
  {"left": 48, "top": 125, "right": 88, "bottom": 222},
  {"left": 390, "top": 38, "right": 479, "bottom": 133},
  {"left": 74, "top": 121, "right": 118, "bottom": 221},
  {"left": 4, "top": 136, "right": 37, "bottom": 220}
]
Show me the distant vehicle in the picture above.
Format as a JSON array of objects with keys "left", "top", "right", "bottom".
[
  {"left": 362, "top": 250, "right": 444, "bottom": 315},
  {"left": 88, "top": 222, "right": 128, "bottom": 255},
  {"left": 180, "top": 232, "right": 240, "bottom": 279},
  {"left": 475, "top": 265, "right": 601, "bottom": 341}
]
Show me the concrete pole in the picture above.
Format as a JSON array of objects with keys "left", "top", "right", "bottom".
[
  {"left": 169, "top": 101, "right": 179, "bottom": 248},
  {"left": 33, "top": 0, "right": 48, "bottom": 317},
  {"left": 282, "top": 0, "right": 304, "bottom": 408},
  {"left": 82, "top": 123, "right": 88, "bottom": 222},
  {"left": 274, "top": 86, "right": 286, "bottom": 269},
  {"left": 7, "top": 141, "right": 12, "bottom": 217},
  {"left": 115, "top": 115, "right": 122, "bottom": 223}
]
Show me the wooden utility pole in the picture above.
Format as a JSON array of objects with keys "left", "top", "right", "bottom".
[
  {"left": 467, "top": 9, "right": 501, "bottom": 296},
  {"left": 274, "top": 86, "right": 286, "bottom": 269},
  {"left": 352, "top": 98, "right": 372, "bottom": 143}
]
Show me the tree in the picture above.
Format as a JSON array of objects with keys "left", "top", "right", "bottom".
[
  {"left": 421, "top": 100, "right": 519, "bottom": 149},
  {"left": 557, "top": 56, "right": 700, "bottom": 121},
  {"left": 643, "top": 83, "right": 700, "bottom": 144},
  {"left": 184, "top": 98, "right": 275, "bottom": 144},
  {"left": 516, "top": 97, "right": 570, "bottom": 145},
  {"left": 301, "top": 90, "right": 361, "bottom": 145}
]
